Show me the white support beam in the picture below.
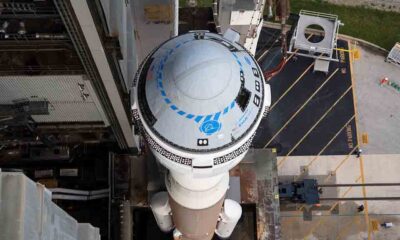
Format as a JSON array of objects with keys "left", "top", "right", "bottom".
[{"left": 69, "top": 0, "right": 135, "bottom": 148}]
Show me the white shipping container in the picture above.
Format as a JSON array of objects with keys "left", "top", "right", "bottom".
[
  {"left": 0, "top": 172, "right": 41, "bottom": 240},
  {"left": 0, "top": 171, "right": 100, "bottom": 240}
]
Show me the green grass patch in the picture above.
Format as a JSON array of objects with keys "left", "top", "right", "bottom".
[
  {"left": 290, "top": 0, "right": 400, "bottom": 50},
  {"left": 178, "top": 0, "right": 400, "bottom": 49},
  {"left": 179, "top": 0, "right": 214, "bottom": 7}
]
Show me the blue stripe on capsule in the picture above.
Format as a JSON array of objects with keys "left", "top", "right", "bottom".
[
  {"left": 204, "top": 115, "right": 213, "bottom": 122},
  {"left": 161, "top": 90, "right": 166, "bottom": 96},
  {"left": 164, "top": 98, "right": 171, "bottom": 104},
  {"left": 230, "top": 101, "right": 235, "bottom": 109},
  {"left": 177, "top": 111, "right": 186, "bottom": 116},
  {"left": 223, "top": 107, "right": 229, "bottom": 115},
  {"left": 170, "top": 105, "right": 178, "bottom": 110},
  {"left": 195, "top": 116, "right": 204, "bottom": 123},
  {"left": 214, "top": 112, "right": 221, "bottom": 120},
  {"left": 186, "top": 114, "right": 195, "bottom": 119}
]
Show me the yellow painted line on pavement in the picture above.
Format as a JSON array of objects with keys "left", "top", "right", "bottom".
[
  {"left": 263, "top": 68, "right": 339, "bottom": 149},
  {"left": 270, "top": 63, "right": 314, "bottom": 111},
  {"left": 348, "top": 39, "right": 371, "bottom": 239},
  {"left": 278, "top": 86, "right": 352, "bottom": 168},
  {"left": 303, "top": 175, "right": 362, "bottom": 240},
  {"left": 295, "top": 115, "right": 355, "bottom": 181}
]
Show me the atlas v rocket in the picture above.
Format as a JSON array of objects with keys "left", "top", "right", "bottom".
[{"left": 131, "top": 30, "right": 271, "bottom": 240}]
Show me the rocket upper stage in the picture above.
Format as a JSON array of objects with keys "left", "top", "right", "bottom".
[{"left": 132, "top": 31, "right": 271, "bottom": 175}]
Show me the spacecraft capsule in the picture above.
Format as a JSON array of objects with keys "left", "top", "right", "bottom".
[{"left": 132, "top": 31, "right": 271, "bottom": 177}]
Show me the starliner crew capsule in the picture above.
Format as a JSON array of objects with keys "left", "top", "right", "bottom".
[{"left": 131, "top": 29, "right": 271, "bottom": 240}]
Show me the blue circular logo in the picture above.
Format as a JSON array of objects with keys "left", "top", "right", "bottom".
[{"left": 200, "top": 120, "right": 222, "bottom": 136}]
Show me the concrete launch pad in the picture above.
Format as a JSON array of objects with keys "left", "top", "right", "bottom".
[{"left": 254, "top": 35, "right": 358, "bottom": 156}]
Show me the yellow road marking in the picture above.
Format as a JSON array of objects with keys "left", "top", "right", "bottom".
[
  {"left": 278, "top": 86, "right": 353, "bottom": 168},
  {"left": 303, "top": 176, "right": 362, "bottom": 240},
  {"left": 270, "top": 63, "right": 314, "bottom": 111},
  {"left": 264, "top": 68, "right": 339, "bottom": 149},
  {"left": 348, "top": 39, "right": 371, "bottom": 239},
  {"left": 323, "top": 145, "right": 358, "bottom": 184},
  {"left": 295, "top": 115, "right": 356, "bottom": 181}
]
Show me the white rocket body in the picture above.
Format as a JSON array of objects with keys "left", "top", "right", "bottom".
[{"left": 132, "top": 30, "right": 271, "bottom": 240}]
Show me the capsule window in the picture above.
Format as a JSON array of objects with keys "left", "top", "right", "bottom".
[{"left": 235, "top": 86, "right": 251, "bottom": 112}]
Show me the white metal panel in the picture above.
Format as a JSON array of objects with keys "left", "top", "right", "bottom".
[
  {"left": 100, "top": 0, "right": 111, "bottom": 30},
  {"left": 118, "top": 3, "right": 129, "bottom": 87},
  {"left": 77, "top": 223, "right": 101, "bottom": 240},
  {"left": 230, "top": 11, "right": 261, "bottom": 25},
  {"left": 70, "top": 0, "right": 135, "bottom": 147},
  {"left": 126, "top": 7, "right": 138, "bottom": 89},
  {"left": 387, "top": 42, "right": 400, "bottom": 66},
  {"left": 0, "top": 172, "right": 101, "bottom": 240},
  {"left": 108, "top": 0, "right": 121, "bottom": 36},
  {"left": 119, "top": 2, "right": 128, "bottom": 60},
  {"left": 0, "top": 75, "right": 86, "bottom": 103},
  {"left": 0, "top": 75, "right": 109, "bottom": 124},
  {"left": 85, "top": 80, "right": 110, "bottom": 126},
  {"left": 39, "top": 185, "right": 54, "bottom": 240},
  {"left": 50, "top": 203, "right": 79, "bottom": 240},
  {"left": 216, "top": 0, "right": 266, "bottom": 55},
  {"left": 33, "top": 102, "right": 104, "bottom": 123},
  {"left": 98, "top": 0, "right": 138, "bottom": 90},
  {"left": 131, "top": 0, "right": 177, "bottom": 63},
  {"left": 0, "top": 173, "right": 41, "bottom": 240},
  {"left": 244, "top": 19, "right": 263, "bottom": 55}
]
